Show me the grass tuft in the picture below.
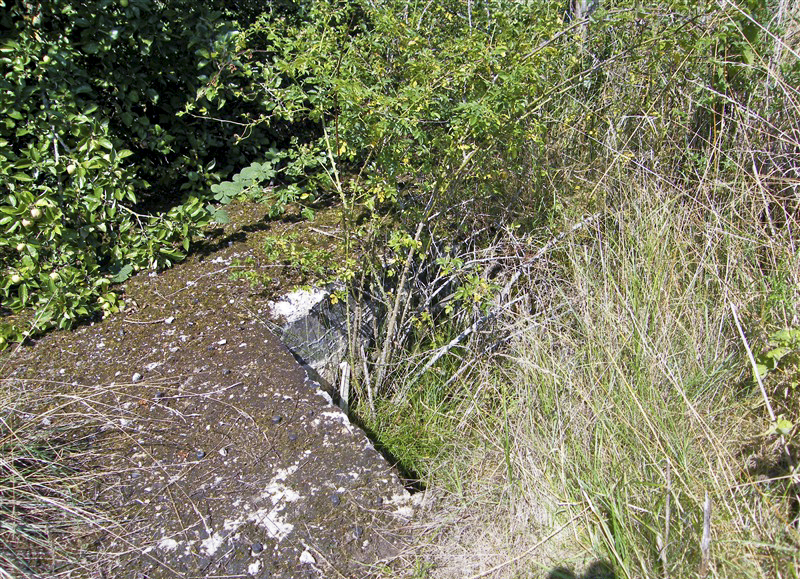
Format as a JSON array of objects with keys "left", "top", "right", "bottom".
[{"left": 0, "top": 378, "right": 130, "bottom": 578}]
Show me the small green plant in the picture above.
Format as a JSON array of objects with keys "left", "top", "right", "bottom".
[
  {"left": 228, "top": 258, "right": 273, "bottom": 288},
  {"left": 755, "top": 328, "right": 800, "bottom": 381},
  {"left": 450, "top": 273, "right": 500, "bottom": 315},
  {"left": 756, "top": 328, "right": 800, "bottom": 438},
  {"left": 262, "top": 233, "right": 335, "bottom": 280}
]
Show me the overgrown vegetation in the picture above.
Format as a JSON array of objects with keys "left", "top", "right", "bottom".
[
  {"left": 0, "top": 378, "right": 129, "bottom": 578},
  {"left": 2, "top": 0, "right": 799, "bottom": 576}
]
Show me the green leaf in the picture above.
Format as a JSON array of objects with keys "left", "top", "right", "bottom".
[
  {"left": 212, "top": 208, "right": 230, "bottom": 224},
  {"left": 772, "top": 329, "right": 800, "bottom": 344},
  {"left": 110, "top": 264, "right": 134, "bottom": 283},
  {"left": 776, "top": 418, "right": 794, "bottom": 436},
  {"left": 767, "top": 417, "right": 795, "bottom": 437},
  {"left": 766, "top": 347, "right": 789, "bottom": 361}
]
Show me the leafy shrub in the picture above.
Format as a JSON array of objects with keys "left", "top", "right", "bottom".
[{"left": 0, "top": 0, "right": 301, "bottom": 345}]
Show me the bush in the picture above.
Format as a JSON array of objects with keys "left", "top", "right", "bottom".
[{"left": 0, "top": 0, "right": 294, "bottom": 344}]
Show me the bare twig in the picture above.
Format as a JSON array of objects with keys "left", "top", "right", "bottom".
[
  {"left": 373, "top": 221, "right": 424, "bottom": 395},
  {"left": 698, "top": 492, "right": 712, "bottom": 577},
  {"left": 338, "top": 361, "right": 350, "bottom": 414},
  {"left": 360, "top": 344, "right": 375, "bottom": 419},
  {"left": 400, "top": 214, "right": 599, "bottom": 396},
  {"left": 729, "top": 302, "right": 776, "bottom": 423}
]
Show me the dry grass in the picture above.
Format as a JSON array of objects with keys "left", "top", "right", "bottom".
[
  {"left": 367, "top": 16, "right": 800, "bottom": 571},
  {"left": 503, "top": 180, "right": 799, "bottom": 578},
  {"left": 373, "top": 174, "right": 799, "bottom": 578},
  {"left": 0, "top": 377, "right": 120, "bottom": 577}
]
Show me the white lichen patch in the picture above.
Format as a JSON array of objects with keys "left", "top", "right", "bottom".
[
  {"left": 315, "top": 388, "right": 334, "bottom": 405},
  {"left": 245, "top": 478, "right": 303, "bottom": 540},
  {"left": 394, "top": 505, "right": 414, "bottom": 518},
  {"left": 389, "top": 492, "right": 411, "bottom": 504},
  {"left": 272, "top": 464, "right": 299, "bottom": 482},
  {"left": 263, "top": 484, "right": 301, "bottom": 505},
  {"left": 211, "top": 469, "right": 304, "bottom": 546},
  {"left": 387, "top": 491, "right": 415, "bottom": 519},
  {"left": 248, "top": 559, "right": 262, "bottom": 575},
  {"left": 299, "top": 549, "right": 316, "bottom": 564},
  {"left": 201, "top": 531, "right": 226, "bottom": 556},
  {"left": 269, "top": 287, "right": 328, "bottom": 324},
  {"left": 247, "top": 505, "right": 295, "bottom": 541},
  {"left": 158, "top": 537, "right": 179, "bottom": 552},
  {"left": 321, "top": 410, "right": 354, "bottom": 434}
]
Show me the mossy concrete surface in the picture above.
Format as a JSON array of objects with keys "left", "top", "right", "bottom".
[{"left": 1, "top": 202, "right": 414, "bottom": 578}]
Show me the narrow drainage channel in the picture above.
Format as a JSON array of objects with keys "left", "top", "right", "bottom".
[{"left": 268, "top": 284, "right": 426, "bottom": 493}]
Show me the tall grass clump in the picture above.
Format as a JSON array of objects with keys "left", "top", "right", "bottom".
[
  {"left": 367, "top": 175, "right": 798, "bottom": 578},
  {"left": 355, "top": 1, "right": 800, "bottom": 576},
  {"left": 0, "top": 376, "right": 130, "bottom": 578},
  {"left": 503, "top": 176, "right": 798, "bottom": 578}
]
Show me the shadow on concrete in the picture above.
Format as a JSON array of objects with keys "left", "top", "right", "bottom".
[{"left": 547, "top": 560, "right": 616, "bottom": 579}]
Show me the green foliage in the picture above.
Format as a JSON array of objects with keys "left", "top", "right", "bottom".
[
  {"left": 200, "top": 0, "right": 782, "bottom": 245},
  {"left": 262, "top": 233, "right": 336, "bottom": 280},
  {"left": 755, "top": 328, "right": 800, "bottom": 381},
  {"left": 209, "top": 0, "right": 566, "bottom": 231},
  {"left": 756, "top": 328, "right": 800, "bottom": 440},
  {"left": 3, "top": 0, "right": 782, "bottom": 346},
  {"left": 0, "top": 0, "right": 297, "bottom": 344}
]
